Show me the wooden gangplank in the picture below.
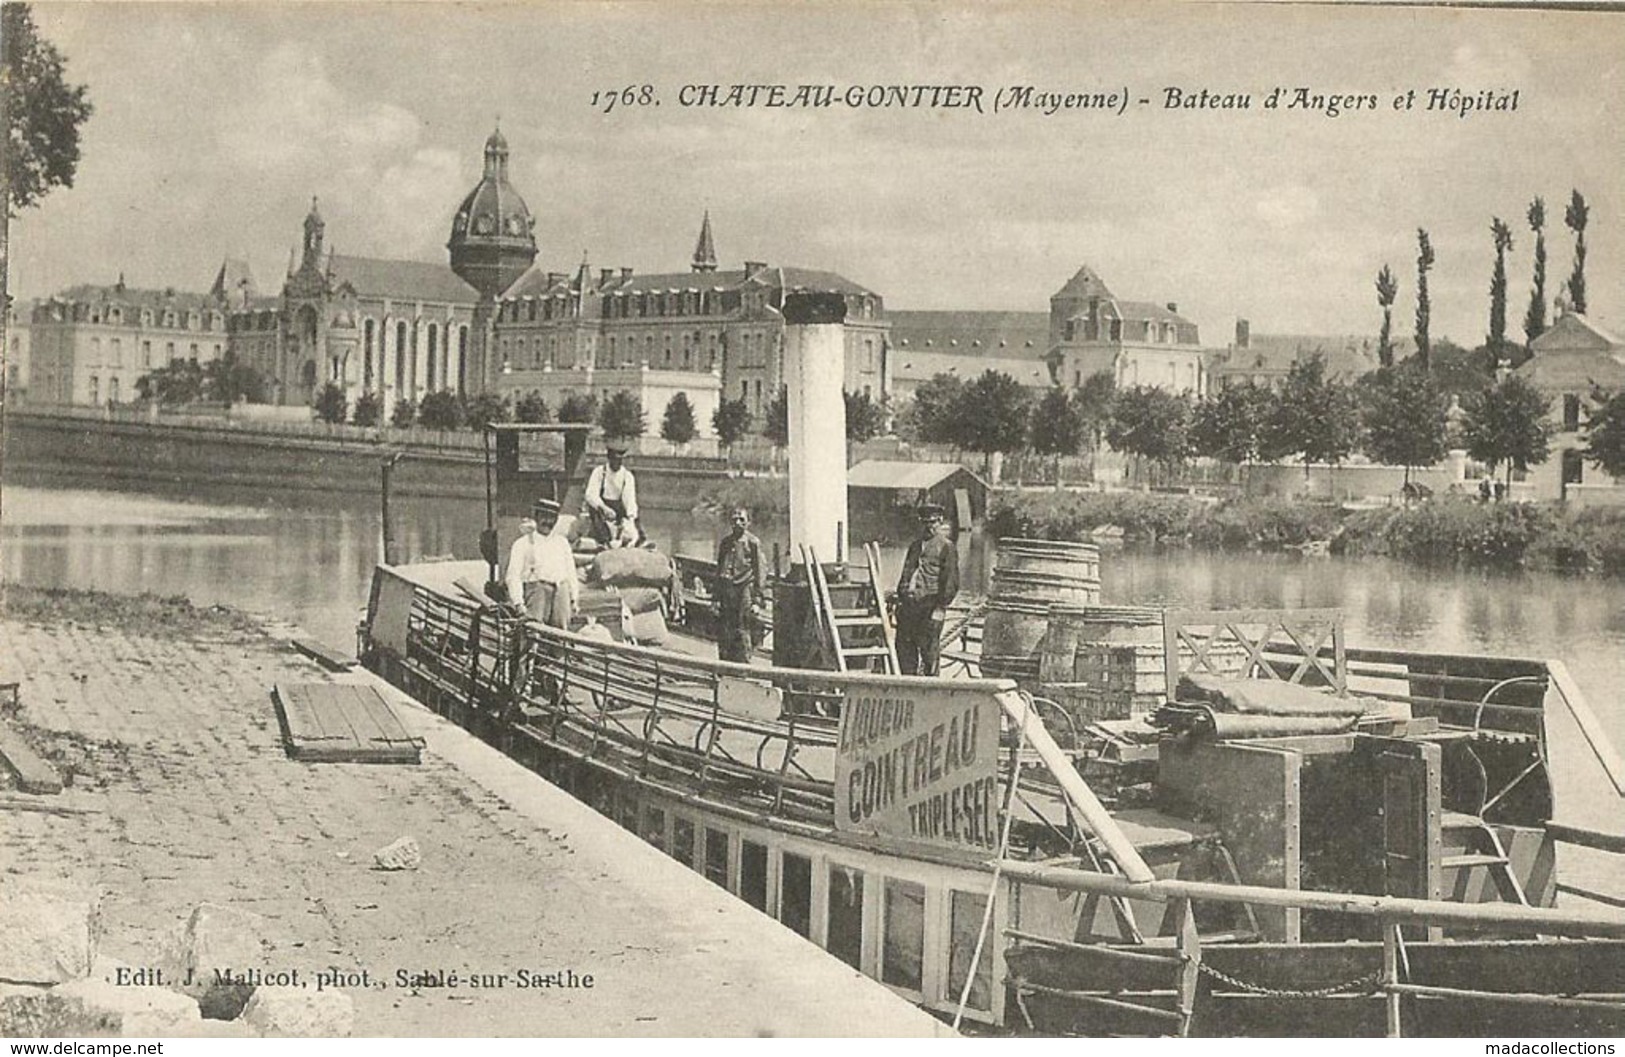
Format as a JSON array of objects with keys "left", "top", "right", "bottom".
[{"left": 273, "top": 683, "right": 423, "bottom": 763}]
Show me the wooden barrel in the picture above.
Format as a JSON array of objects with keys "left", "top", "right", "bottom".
[
  {"left": 981, "top": 539, "right": 1101, "bottom": 680},
  {"left": 1039, "top": 604, "right": 1163, "bottom": 683}
]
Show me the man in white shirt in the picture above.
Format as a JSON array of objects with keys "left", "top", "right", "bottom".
[
  {"left": 583, "top": 444, "right": 641, "bottom": 547},
  {"left": 504, "top": 499, "right": 579, "bottom": 628}
]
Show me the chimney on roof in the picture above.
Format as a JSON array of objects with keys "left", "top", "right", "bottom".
[
  {"left": 1236, "top": 319, "right": 1251, "bottom": 350},
  {"left": 546, "top": 272, "right": 564, "bottom": 286},
  {"left": 744, "top": 261, "right": 767, "bottom": 279},
  {"left": 599, "top": 268, "right": 614, "bottom": 287},
  {"left": 1166, "top": 302, "right": 1178, "bottom": 314},
  {"left": 620, "top": 267, "right": 633, "bottom": 281}
]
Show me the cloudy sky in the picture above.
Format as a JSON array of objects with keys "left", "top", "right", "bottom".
[{"left": 12, "top": 2, "right": 1623, "bottom": 344}]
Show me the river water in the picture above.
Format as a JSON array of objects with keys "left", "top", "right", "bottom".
[{"left": 5, "top": 474, "right": 1623, "bottom": 892}]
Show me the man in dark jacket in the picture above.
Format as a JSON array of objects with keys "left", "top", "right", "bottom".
[
  {"left": 894, "top": 503, "right": 958, "bottom": 676},
  {"left": 714, "top": 507, "right": 765, "bottom": 663}
]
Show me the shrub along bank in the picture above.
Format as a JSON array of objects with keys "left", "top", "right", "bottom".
[{"left": 989, "top": 491, "right": 1625, "bottom": 575}]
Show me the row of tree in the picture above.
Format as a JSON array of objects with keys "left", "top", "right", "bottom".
[{"left": 1379, "top": 190, "right": 1589, "bottom": 371}]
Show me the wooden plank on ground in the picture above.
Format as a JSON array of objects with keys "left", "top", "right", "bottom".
[
  {"left": 291, "top": 638, "right": 357, "bottom": 672},
  {"left": 0, "top": 722, "right": 64, "bottom": 795},
  {"left": 274, "top": 683, "right": 421, "bottom": 764}
]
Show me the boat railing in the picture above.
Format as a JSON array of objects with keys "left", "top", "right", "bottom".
[{"left": 996, "top": 859, "right": 1625, "bottom": 1037}]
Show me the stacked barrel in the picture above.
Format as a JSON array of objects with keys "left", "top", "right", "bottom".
[
  {"left": 979, "top": 540, "right": 1101, "bottom": 681},
  {"left": 982, "top": 538, "right": 1242, "bottom": 723}
]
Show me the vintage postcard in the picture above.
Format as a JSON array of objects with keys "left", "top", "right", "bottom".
[{"left": 2, "top": 0, "right": 1623, "bottom": 1044}]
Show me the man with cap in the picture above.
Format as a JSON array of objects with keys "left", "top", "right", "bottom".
[
  {"left": 714, "top": 507, "right": 765, "bottom": 664},
  {"left": 504, "top": 498, "right": 579, "bottom": 628},
  {"left": 584, "top": 443, "right": 640, "bottom": 548},
  {"left": 893, "top": 503, "right": 958, "bottom": 676}
]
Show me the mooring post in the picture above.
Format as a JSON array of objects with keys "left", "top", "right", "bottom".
[
  {"left": 381, "top": 451, "right": 406, "bottom": 566},
  {"left": 1382, "top": 920, "right": 1403, "bottom": 1038}
]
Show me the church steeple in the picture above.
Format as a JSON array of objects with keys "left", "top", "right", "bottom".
[
  {"left": 691, "top": 210, "right": 717, "bottom": 273},
  {"left": 302, "top": 197, "right": 325, "bottom": 270}
]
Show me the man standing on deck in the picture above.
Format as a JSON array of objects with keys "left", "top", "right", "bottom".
[
  {"left": 504, "top": 499, "right": 579, "bottom": 628},
  {"left": 894, "top": 503, "right": 958, "bottom": 676},
  {"left": 714, "top": 507, "right": 765, "bottom": 663},
  {"left": 584, "top": 443, "right": 640, "bottom": 547}
]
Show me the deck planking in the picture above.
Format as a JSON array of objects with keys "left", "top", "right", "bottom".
[{"left": 273, "top": 683, "right": 423, "bottom": 763}]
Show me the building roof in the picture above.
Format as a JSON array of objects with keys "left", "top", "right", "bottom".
[
  {"left": 1052, "top": 265, "right": 1116, "bottom": 302},
  {"left": 328, "top": 254, "right": 478, "bottom": 304},
  {"left": 1530, "top": 312, "right": 1624, "bottom": 352},
  {"left": 503, "top": 263, "right": 878, "bottom": 301},
  {"left": 891, "top": 348, "right": 1053, "bottom": 389},
  {"left": 1215, "top": 332, "right": 1386, "bottom": 378},
  {"left": 52, "top": 283, "right": 220, "bottom": 311},
  {"left": 848, "top": 459, "right": 986, "bottom": 491},
  {"left": 887, "top": 310, "right": 1050, "bottom": 356}
]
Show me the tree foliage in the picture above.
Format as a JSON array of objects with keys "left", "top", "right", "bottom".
[
  {"left": 1075, "top": 369, "right": 1116, "bottom": 451},
  {"left": 1029, "top": 387, "right": 1086, "bottom": 458},
  {"left": 955, "top": 370, "right": 1031, "bottom": 457},
  {"left": 599, "top": 389, "right": 645, "bottom": 440},
  {"left": 898, "top": 372, "right": 965, "bottom": 445},
  {"left": 1375, "top": 264, "right": 1398, "bottom": 369},
  {"left": 417, "top": 390, "right": 463, "bottom": 430},
  {"left": 1582, "top": 386, "right": 1625, "bottom": 480},
  {"left": 711, "top": 397, "right": 753, "bottom": 447},
  {"left": 1565, "top": 188, "right": 1589, "bottom": 315},
  {"left": 461, "top": 391, "right": 510, "bottom": 431},
  {"left": 514, "top": 391, "right": 550, "bottom": 424},
  {"left": 558, "top": 392, "right": 598, "bottom": 424},
  {"left": 391, "top": 398, "right": 416, "bottom": 429},
  {"left": 1524, "top": 196, "right": 1548, "bottom": 350},
  {"left": 660, "top": 391, "right": 697, "bottom": 445},
  {"left": 351, "top": 391, "right": 383, "bottom": 427},
  {"left": 313, "top": 382, "right": 348, "bottom": 425},
  {"left": 2, "top": 4, "right": 94, "bottom": 215},
  {"left": 762, "top": 386, "right": 788, "bottom": 447},
  {"left": 203, "top": 353, "right": 266, "bottom": 407},
  {"left": 1415, "top": 228, "right": 1435, "bottom": 371},
  {"left": 1462, "top": 374, "right": 1553, "bottom": 484},
  {"left": 1357, "top": 361, "right": 1449, "bottom": 482},
  {"left": 135, "top": 358, "right": 204, "bottom": 407},
  {"left": 1265, "top": 357, "right": 1360, "bottom": 472},
  {"left": 1191, "top": 382, "right": 1272, "bottom": 466},
  {"left": 1106, "top": 385, "right": 1191, "bottom": 469},
  {"left": 1488, "top": 217, "right": 1514, "bottom": 361},
  {"left": 843, "top": 389, "right": 886, "bottom": 444}
]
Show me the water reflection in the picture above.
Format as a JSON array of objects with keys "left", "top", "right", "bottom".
[{"left": 4, "top": 479, "right": 1622, "bottom": 744}]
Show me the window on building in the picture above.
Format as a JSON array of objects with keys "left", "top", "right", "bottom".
[
  {"left": 740, "top": 841, "right": 768, "bottom": 911},
  {"left": 780, "top": 853, "right": 812, "bottom": 938},
  {"left": 827, "top": 865, "right": 864, "bottom": 969},
  {"left": 703, "top": 828, "right": 729, "bottom": 887},
  {"left": 88, "top": 376, "right": 99, "bottom": 404},
  {"left": 166, "top": 342, "right": 176, "bottom": 362},
  {"left": 672, "top": 817, "right": 696, "bottom": 867},
  {"left": 190, "top": 344, "right": 199, "bottom": 359},
  {"left": 1109, "top": 319, "right": 1122, "bottom": 342},
  {"left": 1564, "top": 393, "right": 1582, "bottom": 432},
  {"left": 949, "top": 890, "right": 993, "bottom": 1012},
  {"left": 882, "top": 879, "right": 926, "bottom": 992},
  {"left": 91, "top": 337, "right": 101, "bottom": 364},
  {"left": 141, "top": 341, "right": 152, "bottom": 367}
]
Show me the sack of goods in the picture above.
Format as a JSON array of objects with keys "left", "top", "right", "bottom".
[{"left": 590, "top": 547, "right": 673, "bottom": 587}]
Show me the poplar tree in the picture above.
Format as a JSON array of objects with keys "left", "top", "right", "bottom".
[
  {"left": 1523, "top": 197, "right": 1547, "bottom": 350},
  {"left": 1565, "top": 189, "right": 1589, "bottom": 315},
  {"left": 1488, "top": 217, "right": 1514, "bottom": 363},
  {"left": 1375, "top": 264, "right": 1398, "bottom": 368},
  {"left": 1415, "top": 229, "right": 1435, "bottom": 372}
]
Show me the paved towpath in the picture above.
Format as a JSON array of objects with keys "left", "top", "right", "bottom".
[{"left": 0, "top": 588, "right": 949, "bottom": 1037}]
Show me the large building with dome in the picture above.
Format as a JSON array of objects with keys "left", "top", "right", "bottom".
[{"left": 227, "top": 128, "right": 891, "bottom": 436}]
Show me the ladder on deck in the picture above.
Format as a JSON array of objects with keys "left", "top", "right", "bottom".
[
  {"left": 1441, "top": 811, "right": 1529, "bottom": 906},
  {"left": 800, "top": 545, "right": 898, "bottom": 674}
]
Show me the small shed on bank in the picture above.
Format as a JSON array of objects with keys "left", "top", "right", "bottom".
[{"left": 847, "top": 460, "right": 989, "bottom": 532}]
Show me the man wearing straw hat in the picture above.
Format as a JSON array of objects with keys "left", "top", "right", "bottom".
[
  {"left": 583, "top": 442, "right": 641, "bottom": 548},
  {"left": 894, "top": 502, "right": 958, "bottom": 676},
  {"left": 504, "top": 498, "right": 579, "bottom": 628}
]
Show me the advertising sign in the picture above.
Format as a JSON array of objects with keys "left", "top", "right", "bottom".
[{"left": 834, "top": 686, "right": 1003, "bottom": 851}]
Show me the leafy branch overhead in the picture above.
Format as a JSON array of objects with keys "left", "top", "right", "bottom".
[{"left": 3, "top": 4, "right": 95, "bottom": 215}]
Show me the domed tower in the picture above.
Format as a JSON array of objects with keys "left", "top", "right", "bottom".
[
  {"left": 448, "top": 127, "right": 538, "bottom": 296},
  {"left": 448, "top": 127, "right": 538, "bottom": 392}
]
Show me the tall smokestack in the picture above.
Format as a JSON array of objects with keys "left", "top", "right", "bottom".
[
  {"left": 781, "top": 292, "right": 849, "bottom": 564},
  {"left": 1236, "top": 318, "right": 1251, "bottom": 349}
]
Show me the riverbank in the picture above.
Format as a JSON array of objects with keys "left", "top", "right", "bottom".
[
  {"left": 990, "top": 491, "right": 1625, "bottom": 575},
  {"left": 0, "top": 584, "right": 946, "bottom": 1037}
]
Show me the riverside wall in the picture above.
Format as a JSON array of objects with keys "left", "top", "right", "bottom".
[{"left": 3, "top": 409, "right": 729, "bottom": 511}]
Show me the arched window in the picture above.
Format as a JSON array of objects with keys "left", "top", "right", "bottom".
[
  {"left": 363, "top": 319, "right": 376, "bottom": 391},
  {"left": 396, "top": 321, "right": 408, "bottom": 388},
  {"left": 427, "top": 323, "right": 440, "bottom": 389}
]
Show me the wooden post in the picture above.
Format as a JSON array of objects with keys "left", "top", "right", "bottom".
[
  {"left": 381, "top": 453, "right": 402, "bottom": 566},
  {"left": 1174, "top": 897, "right": 1202, "bottom": 1037},
  {"left": 1382, "top": 921, "right": 1403, "bottom": 1038}
]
